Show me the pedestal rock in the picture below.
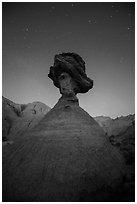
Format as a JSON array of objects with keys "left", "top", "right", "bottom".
[{"left": 3, "top": 53, "right": 125, "bottom": 202}]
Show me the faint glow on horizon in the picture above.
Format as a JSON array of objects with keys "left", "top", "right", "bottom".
[
  {"left": 2, "top": 55, "right": 135, "bottom": 119},
  {"left": 2, "top": 2, "right": 135, "bottom": 118}
]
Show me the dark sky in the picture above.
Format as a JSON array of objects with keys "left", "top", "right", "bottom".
[{"left": 2, "top": 2, "right": 135, "bottom": 118}]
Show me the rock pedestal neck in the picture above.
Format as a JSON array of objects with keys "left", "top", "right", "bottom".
[{"left": 3, "top": 53, "right": 126, "bottom": 202}]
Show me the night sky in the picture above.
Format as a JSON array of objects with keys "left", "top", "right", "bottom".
[{"left": 2, "top": 2, "right": 135, "bottom": 118}]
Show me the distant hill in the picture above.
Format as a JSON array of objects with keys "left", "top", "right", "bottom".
[
  {"left": 94, "top": 114, "right": 135, "bottom": 136},
  {"left": 109, "top": 121, "right": 135, "bottom": 163},
  {"left": 94, "top": 114, "right": 135, "bottom": 163},
  {"left": 94, "top": 114, "right": 135, "bottom": 195},
  {"left": 2, "top": 96, "right": 51, "bottom": 141}
]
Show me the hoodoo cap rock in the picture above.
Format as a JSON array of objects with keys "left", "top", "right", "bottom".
[{"left": 48, "top": 52, "right": 93, "bottom": 94}]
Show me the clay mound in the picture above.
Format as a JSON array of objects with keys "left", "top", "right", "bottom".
[
  {"left": 3, "top": 98, "right": 126, "bottom": 202},
  {"left": 2, "top": 96, "right": 50, "bottom": 141}
]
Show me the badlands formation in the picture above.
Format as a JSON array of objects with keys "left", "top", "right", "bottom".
[{"left": 3, "top": 53, "right": 128, "bottom": 201}]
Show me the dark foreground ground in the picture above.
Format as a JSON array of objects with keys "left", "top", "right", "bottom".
[{"left": 2, "top": 97, "right": 135, "bottom": 201}]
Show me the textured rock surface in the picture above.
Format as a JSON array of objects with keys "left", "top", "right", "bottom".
[
  {"left": 48, "top": 53, "right": 93, "bottom": 94},
  {"left": 94, "top": 115, "right": 135, "bottom": 166},
  {"left": 94, "top": 114, "right": 135, "bottom": 136},
  {"left": 95, "top": 115, "right": 135, "bottom": 200},
  {"left": 2, "top": 53, "right": 131, "bottom": 201},
  {"left": 2, "top": 96, "right": 50, "bottom": 141},
  {"left": 3, "top": 97, "right": 126, "bottom": 201}
]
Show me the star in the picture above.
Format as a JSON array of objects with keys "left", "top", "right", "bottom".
[
  {"left": 25, "top": 27, "right": 29, "bottom": 32},
  {"left": 110, "top": 15, "right": 113, "bottom": 18},
  {"left": 127, "top": 26, "right": 131, "bottom": 30},
  {"left": 49, "top": 6, "right": 55, "bottom": 13},
  {"left": 88, "top": 19, "right": 91, "bottom": 23}
]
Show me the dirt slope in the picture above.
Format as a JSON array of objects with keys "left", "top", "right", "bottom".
[{"left": 3, "top": 97, "right": 126, "bottom": 202}]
